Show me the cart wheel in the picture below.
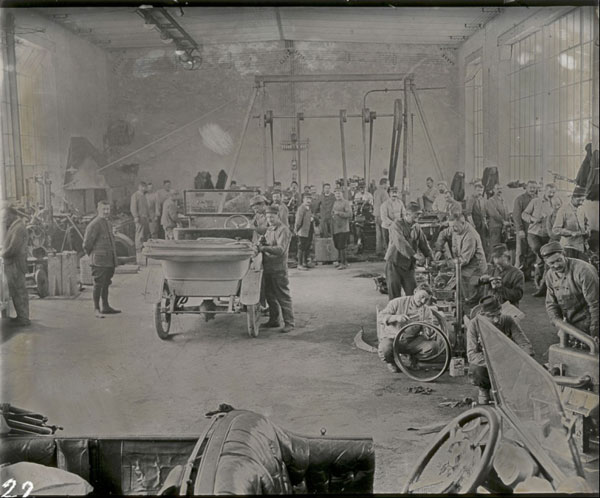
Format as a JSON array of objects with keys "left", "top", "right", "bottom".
[
  {"left": 35, "top": 269, "right": 49, "bottom": 298},
  {"left": 402, "top": 407, "right": 500, "bottom": 494},
  {"left": 246, "top": 303, "right": 260, "bottom": 338},
  {"left": 392, "top": 320, "right": 451, "bottom": 382},
  {"left": 155, "top": 284, "right": 172, "bottom": 340}
]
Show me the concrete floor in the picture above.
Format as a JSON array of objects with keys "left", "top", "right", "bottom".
[{"left": 1, "top": 261, "right": 557, "bottom": 492}]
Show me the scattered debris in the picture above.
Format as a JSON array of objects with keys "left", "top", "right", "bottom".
[
  {"left": 438, "top": 396, "right": 473, "bottom": 408},
  {"left": 354, "top": 328, "right": 378, "bottom": 353},
  {"left": 353, "top": 272, "right": 381, "bottom": 278},
  {"left": 407, "top": 386, "right": 434, "bottom": 395},
  {"left": 407, "top": 421, "right": 448, "bottom": 435}
]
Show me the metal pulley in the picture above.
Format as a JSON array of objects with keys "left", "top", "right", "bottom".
[{"left": 263, "top": 110, "right": 273, "bottom": 127}]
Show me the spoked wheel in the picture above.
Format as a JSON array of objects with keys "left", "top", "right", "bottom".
[
  {"left": 246, "top": 303, "right": 260, "bottom": 338},
  {"left": 35, "top": 269, "right": 49, "bottom": 298},
  {"left": 224, "top": 215, "right": 250, "bottom": 229},
  {"left": 154, "top": 282, "right": 173, "bottom": 340},
  {"left": 402, "top": 407, "right": 500, "bottom": 494},
  {"left": 392, "top": 320, "right": 452, "bottom": 382}
]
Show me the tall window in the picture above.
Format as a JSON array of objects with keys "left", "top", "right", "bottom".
[
  {"left": 509, "top": 30, "right": 544, "bottom": 182},
  {"left": 465, "top": 58, "right": 483, "bottom": 180},
  {"left": 544, "top": 8, "right": 594, "bottom": 187}
]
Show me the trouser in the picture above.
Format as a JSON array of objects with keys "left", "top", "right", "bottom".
[
  {"left": 91, "top": 265, "right": 115, "bottom": 311},
  {"left": 264, "top": 271, "right": 294, "bottom": 326},
  {"left": 461, "top": 265, "right": 484, "bottom": 303},
  {"left": 564, "top": 247, "right": 587, "bottom": 261},
  {"left": 469, "top": 364, "right": 491, "bottom": 390},
  {"left": 375, "top": 218, "right": 388, "bottom": 255},
  {"left": 385, "top": 259, "right": 416, "bottom": 300},
  {"left": 148, "top": 218, "right": 159, "bottom": 239},
  {"left": 528, "top": 234, "right": 549, "bottom": 287},
  {"left": 488, "top": 226, "right": 504, "bottom": 252},
  {"left": 164, "top": 227, "right": 175, "bottom": 240},
  {"left": 515, "top": 233, "right": 535, "bottom": 276},
  {"left": 135, "top": 218, "right": 150, "bottom": 250},
  {"left": 320, "top": 217, "right": 333, "bottom": 238},
  {"left": 5, "top": 262, "right": 29, "bottom": 320},
  {"left": 474, "top": 224, "right": 488, "bottom": 258},
  {"left": 333, "top": 232, "right": 349, "bottom": 265},
  {"left": 297, "top": 235, "right": 311, "bottom": 266},
  {"left": 377, "top": 325, "right": 437, "bottom": 366}
]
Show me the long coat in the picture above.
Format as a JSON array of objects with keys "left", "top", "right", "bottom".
[{"left": 83, "top": 216, "right": 118, "bottom": 268}]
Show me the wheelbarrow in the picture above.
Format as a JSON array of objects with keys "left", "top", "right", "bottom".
[{"left": 142, "top": 237, "right": 263, "bottom": 339}]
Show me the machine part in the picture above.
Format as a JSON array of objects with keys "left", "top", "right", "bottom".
[
  {"left": 223, "top": 214, "right": 251, "bottom": 229},
  {"left": 354, "top": 327, "right": 378, "bottom": 353},
  {"left": 339, "top": 110, "right": 348, "bottom": 196},
  {"left": 114, "top": 232, "right": 136, "bottom": 258},
  {"left": 154, "top": 283, "right": 173, "bottom": 340},
  {"left": 553, "top": 319, "right": 597, "bottom": 355},
  {"left": 34, "top": 268, "right": 49, "bottom": 298},
  {"left": 392, "top": 320, "right": 451, "bottom": 383},
  {"left": 246, "top": 303, "right": 260, "bottom": 338},
  {"left": 402, "top": 406, "right": 500, "bottom": 494}
]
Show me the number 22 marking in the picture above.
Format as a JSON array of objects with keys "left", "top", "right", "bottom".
[{"left": 2, "top": 479, "right": 34, "bottom": 498}]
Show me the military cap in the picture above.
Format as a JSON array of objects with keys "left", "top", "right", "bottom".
[
  {"left": 265, "top": 205, "right": 280, "bottom": 215},
  {"left": 250, "top": 194, "right": 267, "bottom": 206},
  {"left": 540, "top": 241, "right": 564, "bottom": 258},
  {"left": 479, "top": 295, "right": 502, "bottom": 314},
  {"left": 491, "top": 243, "right": 509, "bottom": 257}
]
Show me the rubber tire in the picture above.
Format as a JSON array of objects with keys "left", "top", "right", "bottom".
[
  {"left": 246, "top": 303, "right": 260, "bottom": 338},
  {"left": 402, "top": 406, "right": 500, "bottom": 494},
  {"left": 35, "top": 269, "right": 49, "bottom": 298},
  {"left": 392, "top": 320, "right": 452, "bottom": 383},
  {"left": 155, "top": 288, "right": 172, "bottom": 340}
]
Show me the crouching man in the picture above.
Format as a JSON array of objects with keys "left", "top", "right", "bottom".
[
  {"left": 377, "top": 283, "right": 438, "bottom": 373},
  {"left": 467, "top": 295, "right": 534, "bottom": 404}
]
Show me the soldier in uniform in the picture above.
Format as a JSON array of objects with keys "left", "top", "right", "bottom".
[
  {"left": 552, "top": 186, "right": 589, "bottom": 261},
  {"left": 270, "top": 190, "right": 289, "bottom": 227},
  {"left": 1, "top": 206, "right": 30, "bottom": 326},
  {"left": 257, "top": 206, "right": 294, "bottom": 333},
  {"left": 465, "top": 182, "right": 487, "bottom": 248},
  {"left": 83, "top": 200, "right": 120, "bottom": 318},
  {"left": 250, "top": 195, "right": 269, "bottom": 242},
  {"left": 130, "top": 181, "right": 150, "bottom": 263},
  {"left": 475, "top": 243, "right": 525, "bottom": 307},
  {"left": 541, "top": 241, "right": 599, "bottom": 340},
  {"left": 513, "top": 180, "right": 538, "bottom": 279}
]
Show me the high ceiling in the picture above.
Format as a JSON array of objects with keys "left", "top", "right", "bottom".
[{"left": 39, "top": 6, "right": 503, "bottom": 49}]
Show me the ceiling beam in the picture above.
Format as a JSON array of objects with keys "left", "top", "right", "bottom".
[
  {"left": 256, "top": 73, "right": 409, "bottom": 85},
  {"left": 274, "top": 7, "right": 285, "bottom": 41}
]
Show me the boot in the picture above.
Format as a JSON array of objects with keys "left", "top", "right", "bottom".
[{"left": 101, "top": 287, "right": 121, "bottom": 314}]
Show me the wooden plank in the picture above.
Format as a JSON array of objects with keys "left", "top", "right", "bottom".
[
  {"left": 60, "top": 251, "right": 78, "bottom": 297},
  {"left": 47, "top": 253, "right": 61, "bottom": 297}
]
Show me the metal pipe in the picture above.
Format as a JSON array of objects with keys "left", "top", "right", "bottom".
[
  {"left": 256, "top": 73, "right": 408, "bottom": 85},
  {"left": 339, "top": 110, "right": 348, "bottom": 198},
  {"left": 552, "top": 374, "right": 593, "bottom": 388},
  {"left": 411, "top": 85, "right": 445, "bottom": 181},
  {"left": 553, "top": 319, "right": 597, "bottom": 355},
  {"left": 402, "top": 77, "right": 410, "bottom": 204},
  {"left": 296, "top": 113, "right": 303, "bottom": 189},
  {"left": 253, "top": 113, "right": 394, "bottom": 120}
]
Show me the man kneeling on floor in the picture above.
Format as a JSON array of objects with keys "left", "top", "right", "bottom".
[
  {"left": 256, "top": 206, "right": 295, "bottom": 333},
  {"left": 377, "top": 283, "right": 438, "bottom": 373},
  {"left": 467, "top": 295, "right": 534, "bottom": 404}
]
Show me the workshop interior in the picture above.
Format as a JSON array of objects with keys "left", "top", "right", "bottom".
[{"left": 0, "top": 1, "right": 599, "bottom": 495}]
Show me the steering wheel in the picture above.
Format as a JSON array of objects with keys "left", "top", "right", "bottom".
[
  {"left": 224, "top": 215, "right": 250, "bottom": 229},
  {"left": 402, "top": 407, "right": 500, "bottom": 494}
]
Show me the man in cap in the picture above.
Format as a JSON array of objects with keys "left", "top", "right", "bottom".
[
  {"left": 522, "top": 183, "right": 562, "bottom": 294},
  {"left": 256, "top": 205, "right": 294, "bottom": 333},
  {"left": 483, "top": 184, "right": 510, "bottom": 252},
  {"left": 467, "top": 295, "right": 534, "bottom": 404},
  {"left": 385, "top": 201, "right": 432, "bottom": 299},
  {"left": 378, "top": 283, "right": 440, "bottom": 373},
  {"left": 431, "top": 180, "right": 451, "bottom": 214},
  {"left": 421, "top": 177, "right": 437, "bottom": 212},
  {"left": 1, "top": 206, "right": 30, "bottom": 326},
  {"left": 513, "top": 180, "right": 538, "bottom": 279},
  {"left": 435, "top": 207, "right": 487, "bottom": 302},
  {"left": 552, "top": 186, "right": 589, "bottom": 261},
  {"left": 331, "top": 187, "right": 352, "bottom": 270},
  {"left": 130, "top": 180, "right": 150, "bottom": 264},
  {"left": 161, "top": 190, "right": 180, "bottom": 240},
  {"left": 373, "top": 177, "right": 390, "bottom": 256},
  {"left": 380, "top": 186, "right": 406, "bottom": 231},
  {"left": 270, "top": 190, "right": 289, "bottom": 227},
  {"left": 294, "top": 193, "right": 314, "bottom": 270},
  {"left": 83, "top": 200, "right": 120, "bottom": 318},
  {"left": 318, "top": 183, "right": 335, "bottom": 238},
  {"left": 250, "top": 194, "right": 269, "bottom": 242},
  {"left": 541, "top": 241, "right": 599, "bottom": 339},
  {"left": 475, "top": 243, "right": 524, "bottom": 307}
]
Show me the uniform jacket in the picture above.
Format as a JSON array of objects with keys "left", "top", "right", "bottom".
[
  {"left": 146, "top": 192, "right": 158, "bottom": 221},
  {"left": 545, "top": 257, "right": 599, "bottom": 337},
  {"left": 252, "top": 213, "right": 268, "bottom": 237},
  {"left": 294, "top": 204, "right": 313, "bottom": 237},
  {"left": 318, "top": 193, "right": 336, "bottom": 220},
  {"left": 467, "top": 314, "right": 534, "bottom": 366},
  {"left": 513, "top": 192, "right": 535, "bottom": 232},
  {"left": 331, "top": 199, "right": 352, "bottom": 234},
  {"left": 482, "top": 264, "right": 525, "bottom": 307},
  {"left": 310, "top": 194, "right": 321, "bottom": 215},
  {"left": 373, "top": 187, "right": 389, "bottom": 221},
  {"left": 435, "top": 224, "right": 487, "bottom": 273},
  {"left": 161, "top": 198, "right": 179, "bottom": 229},
  {"left": 552, "top": 202, "right": 589, "bottom": 252},
  {"left": 155, "top": 188, "right": 170, "bottom": 217},
  {"left": 378, "top": 296, "right": 434, "bottom": 340},
  {"left": 522, "top": 195, "right": 562, "bottom": 237},
  {"left": 1, "top": 218, "right": 28, "bottom": 274},
  {"left": 273, "top": 202, "right": 289, "bottom": 227},
  {"left": 83, "top": 216, "right": 118, "bottom": 268},
  {"left": 130, "top": 190, "right": 150, "bottom": 220},
  {"left": 484, "top": 196, "right": 509, "bottom": 229},
  {"left": 380, "top": 198, "right": 406, "bottom": 229},
  {"left": 422, "top": 187, "right": 437, "bottom": 211},
  {"left": 385, "top": 220, "right": 432, "bottom": 271},
  {"left": 261, "top": 223, "right": 292, "bottom": 274},
  {"left": 432, "top": 195, "right": 452, "bottom": 214},
  {"left": 465, "top": 194, "right": 486, "bottom": 229}
]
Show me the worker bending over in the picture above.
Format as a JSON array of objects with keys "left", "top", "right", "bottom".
[
  {"left": 474, "top": 243, "right": 524, "bottom": 308},
  {"left": 540, "top": 241, "right": 599, "bottom": 340},
  {"left": 467, "top": 295, "right": 534, "bottom": 404},
  {"left": 257, "top": 206, "right": 294, "bottom": 333},
  {"left": 434, "top": 207, "right": 487, "bottom": 303},
  {"left": 385, "top": 202, "right": 432, "bottom": 299},
  {"left": 377, "top": 283, "right": 439, "bottom": 373}
]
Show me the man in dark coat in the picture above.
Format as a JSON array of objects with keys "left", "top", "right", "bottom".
[
  {"left": 83, "top": 200, "right": 120, "bottom": 318},
  {"left": 385, "top": 202, "right": 432, "bottom": 299},
  {"left": 474, "top": 243, "right": 525, "bottom": 307},
  {"left": 1, "top": 207, "right": 30, "bottom": 326},
  {"left": 513, "top": 180, "right": 538, "bottom": 280}
]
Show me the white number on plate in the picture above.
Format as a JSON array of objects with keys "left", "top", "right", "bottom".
[{"left": 2, "top": 479, "right": 34, "bottom": 498}]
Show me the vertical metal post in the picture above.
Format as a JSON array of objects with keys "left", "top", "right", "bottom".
[
  {"left": 361, "top": 107, "right": 369, "bottom": 184},
  {"left": 261, "top": 89, "right": 269, "bottom": 190},
  {"left": 3, "top": 13, "right": 24, "bottom": 199},
  {"left": 411, "top": 85, "right": 445, "bottom": 181},
  {"left": 296, "top": 112, "right": 303, "bottom": 189},
  {"left": 402, "top": 76, "right": 410, "bottom": 204},
  {"left": 339, "top": 109, "right": 348, "bottom": 199}
]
